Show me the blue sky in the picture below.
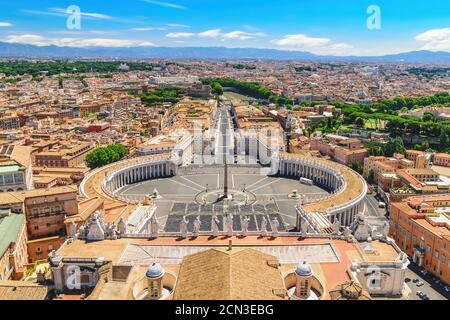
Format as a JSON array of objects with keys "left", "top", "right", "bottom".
[{"left": 0, "top": 0, "right": 449, "bottom": 55}]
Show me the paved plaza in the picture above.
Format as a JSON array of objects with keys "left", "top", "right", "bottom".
[{"left": 119, "top": 166, "right": 330, "bottom": 231}]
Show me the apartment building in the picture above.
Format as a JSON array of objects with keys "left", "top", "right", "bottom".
[
  {"left": 405, "top": 150, "right": 432, "bottom": 169},
  {"left": 434, "top": 153, "right": 450, "bottom": 167},
  {"left": 389, "top": 195, "right": 450, "bottom": 285},
  {"left": 34, "top": 142, "right": 94, "bottom": 168},
  {"left": 0, "top": 114, "right": 20, "bottom": 130},
  {"left": 22, "top": 186, "right": 78, "bottom": 261},
  {"left": 311, "top": 134, "right": 368, "bottom": 165},
  {"left": 136, "top": 129, "right": 193, "bottom": 166},
  {"left": 0, "top": 144, "right": 34, "bottom": 192},
  {"left": 0, "top": 211, "right": 28, "bottom": 281}
]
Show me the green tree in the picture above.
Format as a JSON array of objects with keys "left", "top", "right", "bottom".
[
  {"left": 86, "top": 144, "right": 128, "bottom": 169},
  {"left": 354, "top": 117, "right": 365, "bottom": 127},
  {"left": 211, "top": 82, "right": 224, "bottom": 95}
]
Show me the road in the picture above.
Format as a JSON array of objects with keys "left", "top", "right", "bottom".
[
  {"left": 215, "top": 103, "right": 234, "bottom": 164},
  {"left": 405, "top": 261, "right": 449, "bottom": 300},
  {"left": 363, "top": 193, "right": 389, "bottom": 228}
]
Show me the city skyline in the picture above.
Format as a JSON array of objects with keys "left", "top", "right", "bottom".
[{"left": 0, "top": 0, "right": 448, "bottom": 56}]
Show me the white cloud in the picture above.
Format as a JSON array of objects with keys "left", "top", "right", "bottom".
[
  {"left": 198, "top": 29, "right": 222, "bottom": 38},
  {"left": 415, "top": 28, "right": 450, "bottom": 51},
  {"left": 166, "top": 32, "right": 195, "bottom": 38},
  {"left": 274, "top": 34, "right": 330, "bottom": 47},
  {"left": 49, "top": 8, "right": 112, "bottom": 20},
  {"left": 272, "top": 34, "right": 357, "bottom": 56},
  {"left": 166, "top": 23, "right": 191, "bottom": 28},
  {"left": 0, "top": 22, "right": 12, "bottom": 27},
  {"left": 222, "top": 31, "right": 266, "bottom": 41},
  {"left": 132, "top": 27, "right": 166, "bottom": 31},
  {"left": 4, "top": 34, "right": 154, "bottom": 47},
  {"left": 141, "top": 0, "right": 186, "bottom": 10}
]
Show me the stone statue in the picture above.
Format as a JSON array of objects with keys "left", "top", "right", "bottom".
[
  {"left": 354, "top": 214, "right": 371, "bottom": 241},
  {"left": 86, "top": 213, "right": 106, "bottom": 241},
  {"left": 300, "top": 218, "right": 309, "bottom": 236},
  {"left": 118, "top": 218, "right": 126, "bottom": 235},
  {"left": 180, "top": 216, "right": 189, "bottom": 239},
  {"left": 225, "top": 214, "right": 234, "bottom": 237},
  {"left": 211, "top": 215, "right": 220, "bottom": 237},
  {"left": 241, "top": 216, "right": 250, "bottom": 237},
  {"left": 343, "top": 227, "right": 352, "bottom": 242},
  {"left": 333, "top": 219, "right": 341, "bottom": 235},
  {"left": 69, "top": 221, "right": 77, "bottom": 239},
  {"left": 271, "top": 217, "right": 280, "bottom": 238},
  {"left": 260, "top": 216, "right": 268, "bottom": 237},
  {"left": 381, "top": 221, "right": 390, "bottom": 240},
  {"left": 149, "top": 216, "right": 159, "bottom": 238},
  {"left": 193, "top": 216, "right": 202, "bottom": 237}
]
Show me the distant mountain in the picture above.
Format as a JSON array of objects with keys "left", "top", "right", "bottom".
[{"left": 0, "top": 42, "right": 449, "bottom": 64}]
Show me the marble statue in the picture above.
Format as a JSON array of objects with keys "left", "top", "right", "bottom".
[
  {"left": 260, "top": 216, "right": 268, "bottom": 237},
  {"left": 271, "top": 217, "right": 280, "bottom": 238},
  {"left": 211, "top": 215, "right": 220, "bottom": 237},
  {"left": 149, "top": 216, "right": 159, "bottom": 238},
  {"left": 225, "top": 214, "right": 234, "bottom": 237},
  {"left": 381, "top": 221, "right": 390, "bottom": 240},
  {"left": 241, "top": 216, "right": 250, "bottom": 237},
  {"left": 193, "top": 216, "right": 202, "bottom": 237},
  {"left": 86, "top": 212, "right": 106, "bottom": 241},
  {"left": 118, "top": 218, "right": 126, "bottom": 235},
  {"left": 180, "top": 216, "right": 189, "bottom": 239},
  {"left": 69, "top": 221, "right": 77, "bottom": 239},
  {"left": 343, "top": 227, "right": 352, "bottom": 242},
  {"left": 300, "top": 218, "right": 309, "bottom": 236},
  {"left": 354, "top": 214, "right": 371, "bottom": 241},
  {"left": 333, "top": 219, "right": 341, "bottom": 235}
]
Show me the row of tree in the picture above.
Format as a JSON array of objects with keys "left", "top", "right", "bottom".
[
  {"left": 340, "top": 92, "right": 450, "bottom": 151},
  {"left": 202, "top": 78, "right": 295, "bottom": 106},
  {"left": 85, "top": 145, "right": 128, "bottom": 169},
  {"left": 139, "top": 86, "right": 187, "bottom": 106},
  {"left": 0, "top": 61, "right": 156, "bottom": 77}
]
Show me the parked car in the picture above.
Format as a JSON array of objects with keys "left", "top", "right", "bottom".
[
  {"left": 421, "top": 294, "right": 430, "bottom": 300},
  {"left": 416, "top": 291, "right": 423, "bottom": 297},
  {"left": 413, "top": 278, "right": 420, "bottom": 283},
  {"left": 416, "top": 281, "right": 425, "bottom": 287}
]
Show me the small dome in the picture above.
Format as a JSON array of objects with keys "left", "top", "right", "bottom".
[
  {"left": 146, "top": 263, "right": 164, "bottom": 278},
  {"left": 295, "top": 261, "right": 313, "bottom": 277}
]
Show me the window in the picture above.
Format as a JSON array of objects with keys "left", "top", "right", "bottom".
[{"left": 150, "top": 281, "right": 159, "bottom": 298}]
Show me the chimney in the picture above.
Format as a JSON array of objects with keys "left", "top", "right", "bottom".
[{"left": 228, "top": 240, "right": 232, "bottom": 251}]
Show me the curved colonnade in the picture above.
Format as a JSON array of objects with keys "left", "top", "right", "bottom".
[
  {"left": 80, "top": 153, "right": 176, "bottom": 204},
  {"left": 80, "top": 151, "right": 367, "bottom": 234},
  {"left": 276, "top": 153, "right": 367, "bottom": 233}
]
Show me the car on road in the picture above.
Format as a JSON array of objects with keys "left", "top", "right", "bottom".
[{"left": 416, "top": 281, "right": 424, "bottom": 287}]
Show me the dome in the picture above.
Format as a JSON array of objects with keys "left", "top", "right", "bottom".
[
  {"left": 146, "top": 263, "right": 164, "bottom": 278},
  {"left": 295, "top": 261, "right": 313, "bottom": 277}
]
